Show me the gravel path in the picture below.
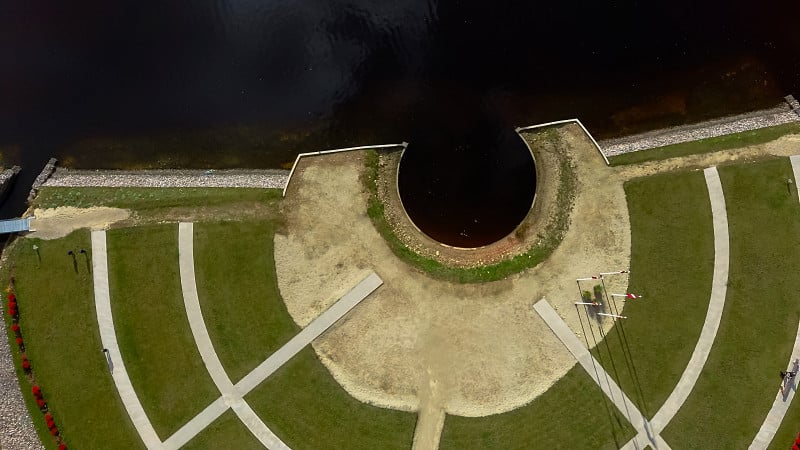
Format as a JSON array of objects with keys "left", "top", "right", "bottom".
[
  {"left": 0, "top": 302, "right": 44, "bottom": 450},
  {"left": 44, "top": 168, "right": 290, "bottom": 189},
  {"left": 599, "top": 101, "right": 800, "bottom": 157}
]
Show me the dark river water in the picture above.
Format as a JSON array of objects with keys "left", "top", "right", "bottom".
[{"left": 1, "top": 1, "right": 799, "bottom": 240}]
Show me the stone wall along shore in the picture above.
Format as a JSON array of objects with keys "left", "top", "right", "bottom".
[
  {"left": 43, "top": 168, "right": 290, "bottom": 189},
  {"left": 599, "top": 98, "right": 800, "bottom": 157}
]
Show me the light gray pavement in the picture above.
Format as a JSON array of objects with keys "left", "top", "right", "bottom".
[
  {"left": 235, "top": 271, "right": 383, "bottom": 393},
  {"left": 533, "top": 300, "right": 669, "bottom": 449},
  {"left": 620, "top": 166, "right": 731, "bottom": 449},
  {"left": 791, "top": 155, "right": 800, "bottom": 200},
  {"left": 177, "top": 222, "right": 289, "bottom": 450},
  {"left": 161, "top": 397, "right": 228, "bottom": 450},
  {"left": 750, "top": 319, "right": 800, "bottom": 449},
  {"left": 91, "top": 230, "right": 164, "bottom": 449}
]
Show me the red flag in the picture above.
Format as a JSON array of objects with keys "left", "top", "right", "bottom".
[{"left": 625, "top": 293, "right": 642, "bottom": 299}]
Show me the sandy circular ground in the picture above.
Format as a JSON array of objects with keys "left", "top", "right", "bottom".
[
  {"left": 26, "top": 207, "right": 131, "bottom": 240},
  {"left": 274, "top": 124, "right": 631, "bottom": 429}
]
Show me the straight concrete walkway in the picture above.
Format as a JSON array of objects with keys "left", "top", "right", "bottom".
[
  {"left": 177, "top": 222, "right": 289, "bottom": 450},
  {"left": 91, "top": 230, "right": 164, "bottom": 450},
  {"left": 235, "top": 271, "right": 383, "bottom": 393},
  {"left": 621, "top": 166, "right": 730, "bottom": 449},
  {"left": 533, "top": 300, "right": 669, "bottom": 449},
  {"left": 750, "top": 319, "right": 800, "bottom": 449}
]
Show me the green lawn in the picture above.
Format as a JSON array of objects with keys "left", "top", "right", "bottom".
[
  {"left": 193, "top": 220, "right": 298, "bottom": 383},
  {"left": 245, "top": 347, "right": 417, "bottom": 450},
  {"left": 440, "top": 364, "right": 635, "bottom": 449},
  {"left": 608, "top": 122, "right": 800, "bottom": 166},
  {"left": 107, "top": 224, "right": 220, "bottom": 439},
  {"left": 663, "top": 158, "right": 800, "bottom": 447},
  {"left": 590, "top": 170, "right": 714, "bottom": 416},
  {"left": 771, "top": 397, "right": 800, "bottom": 450},
  {"left": 33, "top": 186, "right": 282, "bottom": 211},
  {"left": 5, "top": 231, "right": 143, "bottom": 449},
  {"left": 183, "top": 409, "right": 263, "bottom": 449}
]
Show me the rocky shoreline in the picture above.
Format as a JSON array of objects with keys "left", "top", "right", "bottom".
[
  {"left": 599, "top": 99, "right": 800, "bottom": 157},
  {"left": 43, "top": 167, "right": 290, "bottom": 189}
]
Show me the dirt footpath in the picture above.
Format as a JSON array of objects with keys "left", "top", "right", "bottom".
[{"left": 274, "top": 123, "right": 630, "bottom": 426}]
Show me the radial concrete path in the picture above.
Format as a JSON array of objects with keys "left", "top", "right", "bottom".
[
  {"left": 93, "top": 225, "right": 383, "bottom": 449},
  {"left": 178, "top": 222, "right": 289, "bottom": 449},
  {"left": 91, "top": 230, "right": 164, "bottom": 449},
  {"left": 619, "top": 166, "right": 730, "bottom": 449},
  {"left": 533, "top": 300, "right": 668, "bottom": 449}
]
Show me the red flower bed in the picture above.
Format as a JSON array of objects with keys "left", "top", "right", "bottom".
[{"left": 7, "top": 292, "right": 15, "bottom": 301}]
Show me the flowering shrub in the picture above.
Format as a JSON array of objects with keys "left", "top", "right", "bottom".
[
  {"left": 7, "top": 292, "right": 15, "bottom": 302},
  {"left": 36, "top": 397, "right": 46, "bottom": 409},
  {"left": 44, "top": 412, "right": 52, "bottom": 422},
  {"left": 22, "top": 357, "right": 31, "bottom": 371},
  {"left": 49, "top": 426, "right": 58, "bottom": 436},
  {"left": 58, "top": 444, "right": 67, "bottom": 450},
  {"left": 32, "top": 385, "right": 42, "bottom": 397},
  {"left": 11, "top": 323, "right": 20, "bottom": 335}
]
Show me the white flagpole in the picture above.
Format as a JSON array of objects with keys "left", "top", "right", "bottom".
[{"left": 598, "top": 312, "right": 627, "bottom": 319}]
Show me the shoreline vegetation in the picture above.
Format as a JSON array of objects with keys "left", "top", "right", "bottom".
[{"left": 362, "top": 126, "right": 578, "bottom": 283}]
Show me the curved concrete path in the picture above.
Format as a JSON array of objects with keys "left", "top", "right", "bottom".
[
  {"left": 750, "top": 319, "right": 800, "bottom": 449},
  {"left": 749, "top": 155, "right": 800, "bottom": 449},
  {"left": 92, "top": 230, "right": 163, "bottom": 449},
  {"left": 619, "top": 167, "right": 730, "bottom": 449},
  {"left": 93, "top": 225, "right": 384, "bottom": 449},
  {"left": 178, "top": 222, "right": 289, "bottom": 449}
]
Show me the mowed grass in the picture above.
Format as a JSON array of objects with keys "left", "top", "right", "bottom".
[
  {"left": 5, "top": 231, "right": 143, "bottom": 449},
  {"left": 608, "top": 122, "right": 800, "bottom": 166},
  {"left": 663, "top": 158, "right": 800, "bottom": 447},
  {"left": 246, "top": 347, "right": 416, "bottom": 450},
  {"left": 771, "top": 397, "right": 800, "bottom": 449},
  {"left": 183, "top": 409, "right": 263, "bottom": 450},
  {"left": 107, "top": 224, "right": 220, "bottom": 439},
  {"left": 439, "top": 364, "right": 635, "bottom": 449},
  {"left": 33, "top": 186, "right": 282, "bottom": 211},
  {"left": 591, "top": 170, "right": 714, "bottom": 416},
  {"left": 193, "top": 220, "right": 298, "bottom": 383}
]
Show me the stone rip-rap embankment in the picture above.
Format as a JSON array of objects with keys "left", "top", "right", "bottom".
[
  {"left": 600, "top": 98, "right": 800, "bottom": 156},
  {"left": 43, "top": 168, "right": 290, "bottom": 188}
]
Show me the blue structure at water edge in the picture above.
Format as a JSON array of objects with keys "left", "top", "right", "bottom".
[{"left": 0, "top": 217, "right": 32, "bottom": 234}]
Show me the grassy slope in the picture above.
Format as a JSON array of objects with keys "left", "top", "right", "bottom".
[
  {"left": 663, "top": 158, "right": 800, "bottom": 447},
  {"left": 608, "top": 122, "right": 800, "bottom": 166},
  {"left": 33, "top": 186, "right": 282, "bottom": 210},
  {"left": 5, "top": 231, "right": 143, "bottom": 449},
  {"left": 107, "top": 224, "right": 220, "bottom": 439},
  {"left": 245, "top": 347, "right": 416, "bottom": 450},
  {"left": 182, "top": 409, "right": 263, "bottom": 450},
  {"left": 363, "top": 134, "right": 578, "bottom": 283},
  {"left": 193, "top": 220, "right": 298, "bottom": 383},
  {"left": 591, "top": 171, "right": 714, "bottom": 416},
  {"left": 440, "top": 365, "right": 635, "bottom": 449}
]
